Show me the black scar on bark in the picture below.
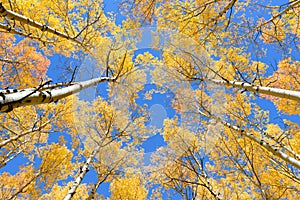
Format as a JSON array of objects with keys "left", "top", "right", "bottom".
[
  {"left": 46, "top": 91, "right": 53, "bottom": 102},
  {"left": 0, "top": 92, "right": 5, "bottom": 100},
  {"left": 41, "top": 92, "right": 47, "bottom": 102},
  {"left": 260, "top": 140, "right": 264, "bottom": 145}
]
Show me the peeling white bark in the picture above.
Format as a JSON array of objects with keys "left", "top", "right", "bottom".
[
  {"left": 198, "top": 110, "right": 300, "bottom": 169},
  {"left": 0, "top": 77, "right": 115, "bottom": 112},
  {"left": 199, "top": 78, "right": 300, "bottom": 102},
  {"left": 0, "top": 3, "right": 82, "bottom": 44}
]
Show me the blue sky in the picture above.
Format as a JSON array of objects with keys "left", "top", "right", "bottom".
[{"left": 1, "top": 0, "right": 300, "bottom": 199}]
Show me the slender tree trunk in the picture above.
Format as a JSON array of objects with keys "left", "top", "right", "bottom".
[
  {"left": 198, "top": 110, "right": 300, "bottom": 169},
  {"left": 0, "top": 147, "right": 25, "bottom": 168},
  {"left": 86, "top": 167, "right": 118, "bottom": 200},
  {"left": 0, "top": 3, "right": 81, "bottom": 44},
  {"left": 0, "top": 77, "right": 114, "bottom": 112},
  {"left": 64, "top": 148, "right": 101, "bottom": 200},
  {"left": 196, "top": 78, "right": 300, "bottom": 101},
  {"left": 0, "top": 23, "right": 54, "bottom": 44},
  {"left": 86, "top": 177, "right": 105, "bottom": 200}
]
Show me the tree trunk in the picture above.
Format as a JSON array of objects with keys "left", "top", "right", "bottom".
[
  {"left": 196, "top": 78, "right": 300, "bottom": 101},
  {"left": 0, "top": 77, "right": 114, "bottom": 112},
  {"left": 0, "top": 3, "right": 82, "bottom": 44},
  {"left": 198, "top": 110, "right": 300, "bottom": 169},
  {"left": 63, "top": 148, "right": 101, "bottom": 200}
]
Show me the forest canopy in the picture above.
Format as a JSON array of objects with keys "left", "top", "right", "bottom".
[{"left": 0, "top": 0, "right": 300, "bottom": 199}]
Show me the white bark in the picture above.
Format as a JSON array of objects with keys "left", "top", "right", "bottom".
[
  {"left": 0, "top": 3, "right": 81, "bottom": 44},
  {"left": 64, "top": 148, "right": 100, "bottom": 200},
  {"left": 0, "top": 22, "right": 55, "bottom": 44},
  {"left": 0, "top": 77, "right": 115, "bottom": 112},
  {"left": 198, "top": 110, "right": 300, "bottom": 169},
  {"left": 0, "top": 147, "right": 23, "bottom": 167},
  {"left": 224, "top": 122, "right": 300, "bottom": 169},
  {"left": 200, "top": 78, "right": 300, "bottom": 102}
]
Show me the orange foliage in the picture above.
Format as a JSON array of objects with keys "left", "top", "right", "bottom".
[
  {"left": 263, "top": 58, "right": 300, "bottom": 115},
  {"left": 0, "top": 34, "right": 50, "bottom": 88}
]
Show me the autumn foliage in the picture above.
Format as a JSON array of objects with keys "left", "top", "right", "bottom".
[{"left": 0, "top": 0, "right": 300, "bottom": 199}]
